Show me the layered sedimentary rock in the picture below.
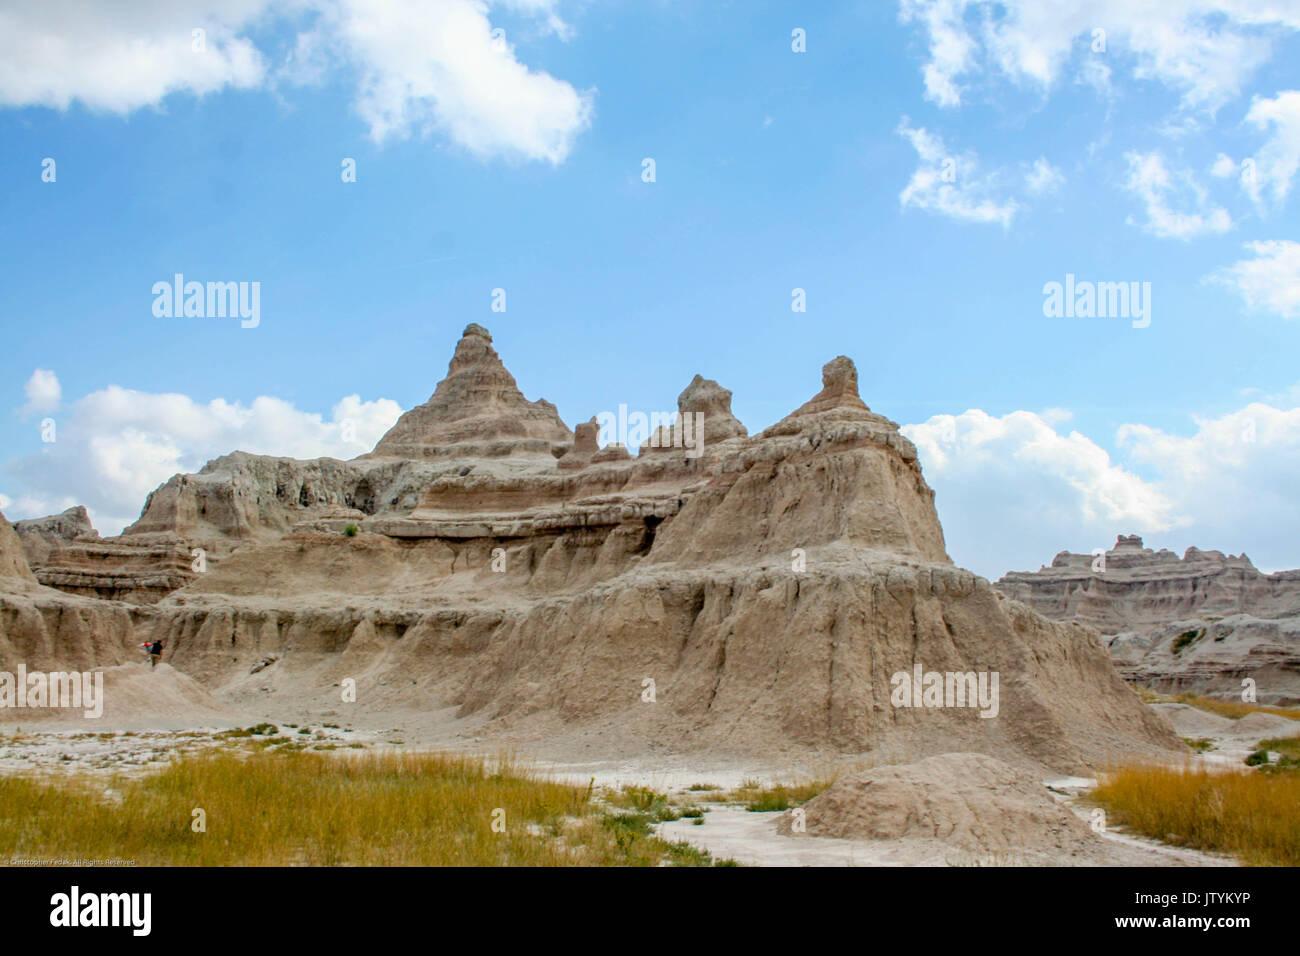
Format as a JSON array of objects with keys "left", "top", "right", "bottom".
[
  {"left": 364, "top": 324, "right": 572, "bottom": 461},
  {"left": 997, "top": 536, "right": 1300, "bottom": 704},
  {"left": 0, "top": 329, "right": 1183, "bottom": 769},
  {"left": 0, "top": 510, "right": 144, "bottom": 684},
  {"left": 13, "top": 506, "right": 97, "bottom": 567},
  {"left": 32, "top": 534, "right": 199, "bottom": 605}
]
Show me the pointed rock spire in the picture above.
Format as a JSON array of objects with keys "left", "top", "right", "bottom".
[
  {"left": 641, "top": 375, "right": 747, "bottom": 455},
  {"left": 366, "top": 325, "right": 572, "bottom": 460},
  {"left": 787, "top": 356, "right": 870, "bottom": 417}
]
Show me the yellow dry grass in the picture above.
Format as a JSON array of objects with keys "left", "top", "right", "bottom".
[
  {"left": 1092, "top": 763, "right": 1300, "bottom": 866},
  {"left": 0, "top": 749, "right": 722, "bottom": 866}
]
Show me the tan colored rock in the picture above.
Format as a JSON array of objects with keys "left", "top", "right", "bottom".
[
  {"left": 0, "top": 511, "right": 37, "bottom": 584},
  {"left": 13, "top": 505, "right": 97, "bottom": 566},
  {"left": 365, "top": 324, "right": 572, "bottom": 460},
  {"left": 997, "top": 535, "right": 1300, "bottom": 704},
  {"left": 557, "top": 417, "right": 600, "bottom": 471},
  {"left": 641, "top": 375, "right": 747, "bottom": 455},
  {"left": 775, "top": 752, "right": 1097, "bottom": 858},
  {"left": 0, "top": 328, "right": 1184, "bottom": 772}
]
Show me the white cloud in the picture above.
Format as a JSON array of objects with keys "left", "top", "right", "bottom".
[
  {"left": 899, "top": 1, "right": 1300, "bottom": 113},
  {"left": 1211, "top": 152, "right": 1240, "bottom": 178},
  {"left": 1122, "top": 150, "right": 1232, "bottom": 239},
  {"left": 1117, "top": 401, "right": 1300, "bottom": 567},
  {"left": 897, "top": 120, "right": 1019, "bottom": 227},
  {"left": 904, "top": 395, "right": 1300, "bottom": 578},
  {"left": 22, "top": 369, "right": 61, "bottom": 415},
  {"left": 0, "top": 0, "right": 591, "bottom": 164},
  {"left": 0, "top": 1, "right": 270, "bottom": 113},
  {"left": 1210, "top": 239, "right": 1300, "bottom": 318},
  {"left": 1025, "top": 157, "right": 1065, "bottom": 195},
  {"left": 1242, "top": 89, "right": 1300, "bottom": 205},
  {"left": 318, "top": 0, "right": 592, "bottom": 161},
  {"left": 4, "top": 386, "right": 402, "bottom": 535},
  {"left": 904, "top": 409, "right": 1177, "bottom": 577}
]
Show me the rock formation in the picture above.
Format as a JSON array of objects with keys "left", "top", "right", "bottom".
[
  {"left": 13, "top": 505, "right": 97, "bottom": 566},
  {"left": 996, "top": 535, "right": 1300, "bottom": 704},
  {"left": 0, "top": 511, "right": 37, "bottom": 584},
  {"left": 364, "top": 324, "right": 572, "bottom": 461},
  {"left": 0, "top": 328, "right": 1183, "bottom": 770}
]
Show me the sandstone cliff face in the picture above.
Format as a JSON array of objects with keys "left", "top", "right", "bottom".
[
  {"left": 997, "top": 536, "right": 1300, "bottom": 705},
  {"left": 0, "top": 329, "right": 1182, "bottom": 769},
  {"left": 0, "top": 511, "right": 37, "bottom": 584}
]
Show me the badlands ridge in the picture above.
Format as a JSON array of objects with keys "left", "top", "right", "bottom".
[
  {"left": 2, "top": 324, "right": 1181, "bottom": 775},
  {"left": 998, "top": 536, "right": 1300, "bottom": 706}
]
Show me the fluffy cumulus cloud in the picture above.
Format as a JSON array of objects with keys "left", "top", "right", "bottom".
[
  {"left": 1117, "top": 402, "right": 1300, "bottom": 567},
  {"left": 0, "top": 0, "right": 270, "bottom": 113},
  {"left": 0, "top": 0, "right": 590, "bottom": 163},
  {"left": 315, "top": 0, "right": 592, "bottom": 160},
  {"left": 21, "top": 369, "right": 62, "bottom": 415},
  {"left": 1209, "top": 240, "right": 1300, "bottom": 318},
  {"left": 4, "top": 385, "right": 402, "bottom": 535},
  {"left": 903, "top": 409, "right": 1178, "bottom": 577},
  {"left": 1122, "top": 151, "right": 1232, "bottom": 240},
  {"left": 898, "top": 0, "right": 1300, "bottom": 112},
  {"left": 897, "top": 120, "right": 1019, "bottom": 227},
  {"left": 903, "top": 395, "right": 1300, "bottom": 579}
]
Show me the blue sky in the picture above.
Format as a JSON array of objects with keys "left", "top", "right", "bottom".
[{"left": 2, "top": 0, "right": 1298, "bottom": 578}]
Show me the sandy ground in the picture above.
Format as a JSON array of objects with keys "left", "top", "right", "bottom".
[
  {"left": 3, "top": 674, "right": 1294, "bottom": 866},
  {"left": 654, "top": 804, "right": 1233, "bottom": 867}
]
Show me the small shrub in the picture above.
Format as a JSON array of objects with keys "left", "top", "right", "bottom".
[{"left": 344, "top": 524, "right": 359, "bottom": 537}]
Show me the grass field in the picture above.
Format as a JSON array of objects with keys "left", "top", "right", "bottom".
[
  {"left": 0, "top": 749, "right": 731, "bottom": 866},
  {"left": 1092, "top": 763, "right": 1300, "bottom": 866}
]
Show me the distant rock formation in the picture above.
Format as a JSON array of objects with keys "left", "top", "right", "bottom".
[
  {"left": 0, "top": 328, "right": 1183, "bottom": 770},
  {"left": 996, "top": 535, "right": 1300, "bottom": 704}
]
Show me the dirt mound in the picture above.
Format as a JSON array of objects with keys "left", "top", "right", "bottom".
[
  {"left": 776, "top": 752, "right": 1098, "bottom": 857},
  {"left": 1226, "top": 712, "right": 1300, "bottom": 738},
  {"left": 1149, "top": 702, "right": 1234, "bottom": 737}
]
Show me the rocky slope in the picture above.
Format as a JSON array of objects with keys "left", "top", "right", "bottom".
[
  {"left": 0, "top": 326, "right": 1183, "bottom": 770},
  {"left": 997, "top": 536, "right": 1300, "bottom": 705}
]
